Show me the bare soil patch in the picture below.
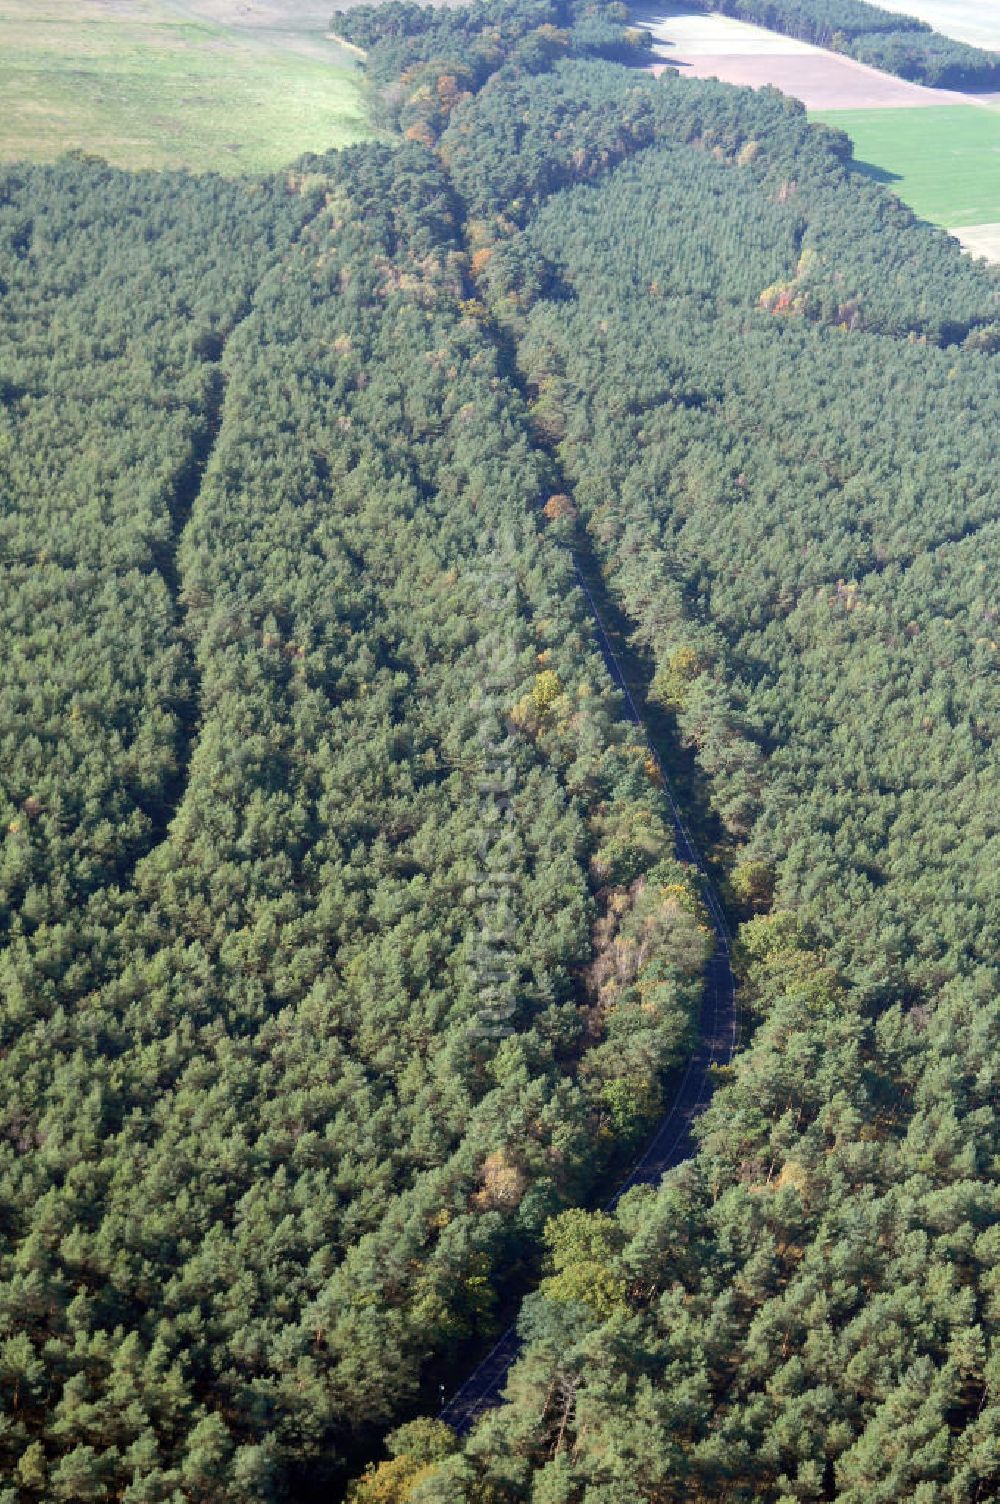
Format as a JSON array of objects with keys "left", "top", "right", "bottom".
[
  {"left": 636, "top": 5, "right": 815, "bottom": 55},
  {"left": 951, "top": 221, "right": 1000, "bottom": 261}
]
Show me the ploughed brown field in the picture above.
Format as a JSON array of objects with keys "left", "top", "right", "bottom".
[
  {"left": 638, "top": 4, "right": 986, "bottom": 109},
  {"left": 648, "top": 48, "right": 986, "bottom": 108}
]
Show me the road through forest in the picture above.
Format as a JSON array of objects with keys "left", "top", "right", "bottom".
[{"left": 440, "top": 560, "right": 739, "bottom": 1435}]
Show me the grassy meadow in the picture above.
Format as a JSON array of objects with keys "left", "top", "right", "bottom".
[
  {"left": 813, "top": 104, "right": 1000, "bottom": 229},
  {"left": 0, "top": 0, "right": 371, "bottom": 173}
]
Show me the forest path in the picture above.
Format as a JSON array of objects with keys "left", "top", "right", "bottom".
[
  {"left": 144, "top": 329, "right": 246, "bottom": 846},
  {"left": 146, "top": 196, "right": 327, "bottom": 852},
  {"left": 439, "top": 550, "right": 738, "bottom": 1435}
]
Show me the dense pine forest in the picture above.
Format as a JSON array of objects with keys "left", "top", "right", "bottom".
[{"left": 2, "top": 0, "right": 999, "bottom": 1500}]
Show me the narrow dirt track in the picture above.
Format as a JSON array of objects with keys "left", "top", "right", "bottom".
[{"left": 439, "top": 561, "right": 738, "bottom": 1436}]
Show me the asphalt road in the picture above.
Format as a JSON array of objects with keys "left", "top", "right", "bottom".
[{"left": 440, "top": 560, "right": 739, "bottom": 1436}]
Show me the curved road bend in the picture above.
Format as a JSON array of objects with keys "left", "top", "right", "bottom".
[{"left": 440, "top": 560, "right": 738, "bottom": 1435}]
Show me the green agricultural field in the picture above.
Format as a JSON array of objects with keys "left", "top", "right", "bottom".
[
  {"left": 0, "top": 0, "right": 371, "bottom": 173},
  {"left": 812, "top": 104, "right": 1000, "bottom": 228}
]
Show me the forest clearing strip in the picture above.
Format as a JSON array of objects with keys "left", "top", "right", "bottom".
[
  {"left": 144, "top": 356, "right": 240, "bottom": 845},
  {"left": 146, "top": 196, "right": 329, "bottom": 851},
  {"left": 439, "top": 554, "right": 738, "bottom": 1435}
]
